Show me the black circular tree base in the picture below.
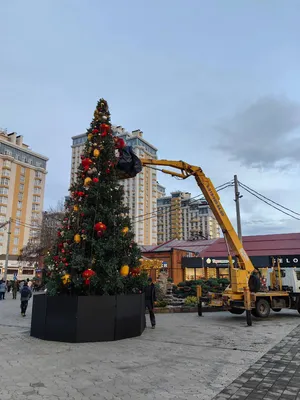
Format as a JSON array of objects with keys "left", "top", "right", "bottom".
[{"left": 30, "top": 293, "right": 146, "bottom": 343}]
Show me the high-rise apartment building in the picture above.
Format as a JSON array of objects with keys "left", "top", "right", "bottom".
[
  {"left": 157, "top": 183, "right": 166, "bottom": 198},
  {"left": 0, "top": 131, "right": 48, "bottom": 256},
  {"left": 157, "top": 191, "right": 220, "bottom": 244},
  {"left": 70, "top": 126, "right": 158, "bottom": 245}
]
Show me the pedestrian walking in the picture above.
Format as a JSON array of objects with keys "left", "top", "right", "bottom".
[
  {"left": 12, "top": 280, "right": 18, "bottom": 299},
  {"left": 27, "top": 278, "right": 33, "bottom": 289},
  {"left": 20, "top": 282, "right": 32, "bottom": 317},
  {"left": 0, "top": 279, "right": 6, "bottom": 300},
  {"left": 145, "top": 277, "right": 156, "bottom": 329}
]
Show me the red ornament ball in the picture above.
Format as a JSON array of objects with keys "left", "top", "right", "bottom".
[
  {"left": 81, "top": 158, "right": 93, "bottom": 171},
  {"left": 94, "top": 222, "right": 107, "bottom": 232},
  {"left": 92, "top": 129, "right": 99, "bottom": 134},
  {"left": 82, "top": 269, "right": 96, "bottom": 285},
  {"left": 92, "top": 177, "right": 99, "bottom": 183}
]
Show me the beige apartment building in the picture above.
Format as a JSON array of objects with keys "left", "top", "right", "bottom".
[
  {"left": 0, "top": 131, "right": 48, "bottom": 278},
  {"left": 71, "top": 126, "right": 159, "bottom": 245},
  {"left": 157, "top": 191, "right": 220, "bottom": 244}
]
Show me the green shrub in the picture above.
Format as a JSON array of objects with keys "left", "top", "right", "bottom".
[
  {"left": 173, "top": 278, "right": 230, "bottom": 298},
  {"left": 184, "top": 296, "right": 198, "bottom": 306},
  {"left": 156, "top": 300, "right": 168, "bottom": 308},
  {"left": 154, "top": 283, "right": 165, "bottom": 301}
]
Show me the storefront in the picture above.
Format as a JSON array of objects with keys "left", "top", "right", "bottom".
[
  {"left": 182, "top": 254, "right": 300, "bottom": 281},
  {"left": 182, "top": 255, "right": 273, "bottom": 280}
]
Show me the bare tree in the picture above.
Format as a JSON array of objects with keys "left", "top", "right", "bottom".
[{"left": 18, "top": 199, "right": 65, "bottom": 266}]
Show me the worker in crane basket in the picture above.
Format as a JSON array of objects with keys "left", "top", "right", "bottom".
[{"left": 114, "top": 136, "right": 142, "bottom": 179}]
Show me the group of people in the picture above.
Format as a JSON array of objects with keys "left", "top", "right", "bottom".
[{"left": 0, "top": 278, "right": 33, "bottom": 317}]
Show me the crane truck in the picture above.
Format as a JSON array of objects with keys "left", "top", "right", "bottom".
[{"left": 138, "top": 159, "right": 300, "bottom": 326}]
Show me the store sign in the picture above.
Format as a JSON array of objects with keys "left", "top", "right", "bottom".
[
  {"left": 270, "top": 255, "right": 300, "bottom": 267},
  {"left": 205, "top": 257, "right": 235, "bottom": 266}
]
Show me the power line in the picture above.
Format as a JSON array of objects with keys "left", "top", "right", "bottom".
[
  {"left": 238, "top": 184, "right": 300, "bottom": 221},
  {"left": 11, "top": 218, "right": 42, "bottom": 231},
  {"left": 135, "top": 183, "right": 233, "bottom": 224},
  {"left": 134, "top": 184, "right": 232, "bottom": 224},
  {"left": 132, "top": 180, "right": 233, "bottom": 221},
  {"left": 238, "top": 181, "right": 300, "bottom": 217}
]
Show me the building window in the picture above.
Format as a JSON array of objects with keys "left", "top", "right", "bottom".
[
  {"left": 32, "top": 204, "right": 40, "bottom": 211},
  {"left": 15, "top": 228, "right": 20, "bottom": 235},
  {"left": 34, "top": 187, "right": 41, "bottom": 194},
  {"left": 0, "top": 196, "right": 8, "bottom": 204},
  {"left": 3, "top": 160, "right": 11, "bottom": 168},
  {"left": 2, "top": 169, "right": 10, "bottom": 177},
  {"left": 0, "top": 187, "right": 8, "bottom": 195},
  {"left": 19, "top": 184, "right": 24, "bottom": 191},
  {"left": 35, "top": 171, "right": 42, "bottom": 178},
  {"left": 0, "top": 178, "right": 9, "bottom": 186},
  {"left": 15, "top": 219, "right": 20, "bottom": 226},
  {"left": 34, "top": 179, "right": 41, "bottom": 186},
  {"left": 0, "top": 235, "right": 3, "bottom": 242},
  {"left": 18, "top": 193, "right": 23, "bottom": 201},
  {"left": 16, "top": 210, "right": 21, "bottom": 217},
  {"left": 33, "top": 195, "right": 40, "bottom": 202},
  {"left": 0, "top": 216, "right": 5, "bottom": 223},
  {"left": 20, "top": 175, "right": 25, "bottom": 182},
  {"left": 21, "top": 167, "right": 25, "bottom": 174},
  {"left": 0, "top": 206, "right": 7, "bottom": 214},
  {"left": 13, "top": 237, "right": 19, "bottom": 245},
  {"left": 12, "top": 247, "right": 18, "bottom": 254},
  {"left": 17, "top": 201, "right": 22, "bottom": 209}
]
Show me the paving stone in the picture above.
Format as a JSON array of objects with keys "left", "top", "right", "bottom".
[
  {"left": 212, "top": 320, "right": 300, "bottom": 400},
  {"left": 2, "top": 297, "right": 300, "bottom": 400}
]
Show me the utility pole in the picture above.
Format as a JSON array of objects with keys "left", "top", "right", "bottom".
[
  {"left": 234, "top": 175, "right": 243, "bottom": 243},
  {"left": 3, "top": 218, "right": 12, "bottom": 281}
]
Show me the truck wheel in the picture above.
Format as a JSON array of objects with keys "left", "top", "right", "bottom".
[
  {"left": 255, "top": 299, "right": 270, "bottom": 318},
  {"left": 229, "top": 308, "right": 245, "bottom": 315},
  {"left": 272, "top": 308, "right": 281, "bottom": 312}
]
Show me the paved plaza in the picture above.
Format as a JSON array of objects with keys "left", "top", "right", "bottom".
[{"left": 1, "top": 294, "right": 300, "bottom": 400}]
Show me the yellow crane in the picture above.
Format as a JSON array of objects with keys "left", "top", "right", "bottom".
[{"left": 139, "top": 159, "right": 300, "bottom": 326}]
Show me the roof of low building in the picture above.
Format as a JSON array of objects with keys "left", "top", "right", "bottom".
[
  {"left": 141, "top": 238, "right": 218, "bottom": 254},
  {"left": 199, "top": 233, "right": 300, "bottom": 257}
]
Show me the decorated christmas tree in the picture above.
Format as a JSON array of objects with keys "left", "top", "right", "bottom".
[{"left": 44, "top": 98, "right": 146, "bottom": 296}]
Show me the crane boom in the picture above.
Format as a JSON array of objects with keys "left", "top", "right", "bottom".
[{"left": 140, "top": 158, "right": 255, "bottom": 290}]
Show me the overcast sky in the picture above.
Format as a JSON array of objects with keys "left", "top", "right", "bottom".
[{"left": 1, "top": 0, "right": 300, "bottom": 236}]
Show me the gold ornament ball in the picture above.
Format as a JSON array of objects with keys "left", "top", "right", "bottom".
[
  {"left": 120, "top": 265, "right": 130, "bottom": 276},
  {"left": 87, "top": 133, "right": 93, "bottom": 141},
  {"left": 74, "top": 234, "right": 81, "bottom": 244},
  {"left": 84, "top": 177, "right": 92, "bottom": 187},
  {"left": 73, "top": 205, "right": 79, "bottom": 212},
  {"left": 93, "top": 149, "right": 100, "bottom": 158},
  {"left": 61, "top": 274, "right": 71, "bottom": 285}
]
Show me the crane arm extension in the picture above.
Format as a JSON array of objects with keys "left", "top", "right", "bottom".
[{"left": 140, "top": 158, "right": 254, "bottom": 273}]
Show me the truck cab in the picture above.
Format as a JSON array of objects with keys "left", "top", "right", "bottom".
[{"left": 266, "top": 267, "right": 300, "bottom": 293}]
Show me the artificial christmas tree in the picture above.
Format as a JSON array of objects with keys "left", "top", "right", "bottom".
[
  {"left": 31, "top": 98, "right": 147, "bottom": 342},
  {"left": 44, "top": 98, "right": 145, "bottom": 296}
]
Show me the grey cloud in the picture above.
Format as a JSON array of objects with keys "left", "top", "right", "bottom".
[
  {"left": 242, "top": 217, "right": 300, "bottom": 236},
  {"left": 214, "top": 96, "right": 300, "bottom": 169}
]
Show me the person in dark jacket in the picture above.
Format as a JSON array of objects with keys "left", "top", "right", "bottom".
[
  {"left": 20, "top": 282, "right": 32, "bottom": 317},
  {"left": 145, "top": 277, "right": 156, "bottom": 329}
]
